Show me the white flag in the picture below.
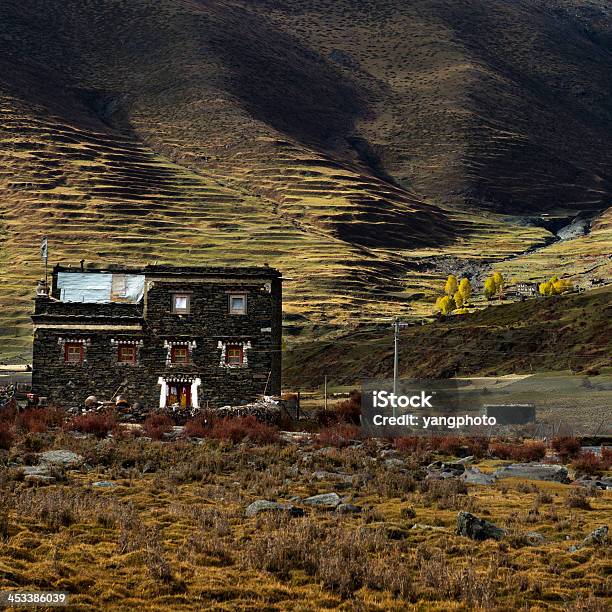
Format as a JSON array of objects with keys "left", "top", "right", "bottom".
[{"left": 40, "top": 236, "right": 48, "bottom": 261}]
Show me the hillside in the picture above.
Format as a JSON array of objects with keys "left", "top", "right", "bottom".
[
  {"left": 1, "top": 0, "right": 611, "bottom": 361},
  {"left": 283, "top": 286, "right": 612, "bottom": 387}
]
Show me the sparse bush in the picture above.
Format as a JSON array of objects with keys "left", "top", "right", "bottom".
[
  {"left": 208, "top": 416, "right": 279, "bottom": 444},
  {"left": 16, "top": 407, "right": 65, "bottom": 433},
  {"left": 490, "top": 441, "right": 546, "bottom": 462},
  {"left": 552, "top": 436, "right": 581, "bottom": 463},
  {"left": 312, "top": 408, "right": 339, "bottom": 428},
  {"left": 565, "top": 488, "right": 591, "bottom": 510},
  {"left": 335, "top": 390, "right": 361, "bottom": 425},
  {"left": 143, "top": 413, "right": 173, "bottom": 441},
  {"left": 571, "top": 452, "right": 604, "bottom": 476},
  {"left": 601, "top": 446, "right": 612, "bottom": 469},
  {"left": 183, "top": 414, "right": 210, "bottom": 438},
  {"left": 66, "top": 411, "right": 116, "bottom": 438},
  {"left": 0, "top": 422, "right": 14, "bottom": 450},
  {"left": 394, "top": 436, "right": 426, "bottom": 454},
  {"left": 317, "top": 424, "right": 362, "bottom": 448}
]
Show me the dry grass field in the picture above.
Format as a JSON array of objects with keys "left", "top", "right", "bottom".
[{"left": 0, "top": 423, "right": 610, "bottom": 611}]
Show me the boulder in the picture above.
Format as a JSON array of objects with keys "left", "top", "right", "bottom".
[
  {"left": 494, "top": 463, "right": 569, "bottom": 483},
  {"left": 426, "top": 461, "right": 465, "bottom": 479},
  {"left": 462, "top": 468, "right": 496, "bottom": 486},
  {"left": 303, "top": 492, "right": 342, "bottom": 509},
  {"left": 524, "top": 531, "right": 546, "bottom": 546},
  {"left": 22, "top": 465, "right": 52, "bottom": 477},
  {"left": 39, "top": 450, "right": 84, "bottom": 469},
  {"left": 92, "top": 481, "right": 117, "bottom": 488},
  {"left": 582, "top": 525, "right": 608, "bottom": 547},
  {"left": 245, "top": 500, "right": 304, "bottom": 518},
  {"left": 456, "top": 511, "right": 506, "bottom": 541},
  {"left": 573, "top": 476, "right": 612, "bottom": 491},
  {"left": 336, "top": 503, "right": 361, "bottom": 514}
]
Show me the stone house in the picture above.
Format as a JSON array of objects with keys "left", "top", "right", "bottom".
[{"left": 32, "top": 264, "right": 282, "bottom": 410}]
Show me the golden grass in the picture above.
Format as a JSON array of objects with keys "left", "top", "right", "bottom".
[{"left": 0, "top": 433, "right": 610, "bottom": 610}]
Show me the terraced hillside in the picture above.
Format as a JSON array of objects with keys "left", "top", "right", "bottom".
[{"left": 1, "top": 0, "right": 611, "bottom": 361}]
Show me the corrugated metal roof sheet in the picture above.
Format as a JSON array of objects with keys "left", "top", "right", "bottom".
[{"left": 57, "top": 272, "right": 144, "bottom": 303}]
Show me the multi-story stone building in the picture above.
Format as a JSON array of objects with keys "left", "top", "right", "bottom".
[{"left": 32, "top": 264, "right": 282, "bottom": 410}]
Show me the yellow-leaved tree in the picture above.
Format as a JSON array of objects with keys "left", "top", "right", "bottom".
[
  {"left": 454, "top": 291, "right": 464, "bottom": 309},
  {"left": 539, "top": 276, "right": 573, "bottom": 296},
  {"left": 458, "top": 278, "right": 472, "bottom": 304},
  {"left": 492, "top": 271, "right": 505, "bottom": 298},
  {"left": 484, "top": 277, "right": 497, "bottom": 300},
  {"left": 445, "top": 274, "right": 458, "bottom": 296},
  {"left": 438, "top": 295, "right": 455, "bottom": 315}
]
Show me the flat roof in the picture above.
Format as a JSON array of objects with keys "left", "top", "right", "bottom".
[{"left": 53, "top": 264, "right": 282, "bottom": 278}]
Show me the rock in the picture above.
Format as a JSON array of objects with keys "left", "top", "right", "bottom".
[
  {"left": 245, "top": 500, "right": 304, "bottom": 518},
  {"left": 84, "top": 395, "right": 98, "bottom": 408},
  {"left": 494, "top": 463, "right": 569, "bottom": 483},
  {"left": 39, "top": 450, "right": 84, "bottom": 469},
  {"left": 336, "top": 503, "right": 361, "bottom": 514},
  {"left": 582, "top": 525, "right": 608, "bottom": 547},
  {"left": 462, "top": 468, "right": 497, "bottom": 486},
  {"left": 411, "top": 523, "right": 447, "bottom": 531},
  {"left": 312, "top": 470, "right": 353, "bottom": 483},
  {"left": 22, "top": 465, "right": 51, "bottom": 477},
  {"left": 92, "top": 481, "right": 117, "bottom": 488},
  {"left": 456, "top": 511, "right": 506, "bottom": 541},
  {"left": 384, "top": 458, "right": 407, "bottom": 470},
  {"left": 573, "top": 476, "right": 612, "bottom": 491},
  {"left": 524, "top": 531, "right": 546, "bottom": 546},
  {"left": 456, "top": 455, "right": 475, "bottom": 465},
  {"left": 303, "top": 492, "right": 342, "bottom": 509},
  {"left": 426, "top": 461, "right": 465, "bottom": 479}
]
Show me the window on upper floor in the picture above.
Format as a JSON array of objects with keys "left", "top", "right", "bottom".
[
  {"left": 171, "top": 345, "right": 190, "bottom": 364},
  {"left": 64, "top": 342, "right": 84, "bottom": 364},
  {"left": 229, "top": 293, "right": 247, "bottom": 315},
  {"left": 172, "top": 293, "right": 191, "bottom": 314},
  {"left": 225, "top": 345, "right": 244, "bottom": 365},
  {"left": 117, "top": 344, "right": 137, "bottom": 364}
]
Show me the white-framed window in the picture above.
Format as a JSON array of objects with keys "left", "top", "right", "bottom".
[
  {"left": 229, "top": 293, "right": 247, "bottom": 315},
  {"left": 172, "top": 293, "right": 191, "bottom": 314}
]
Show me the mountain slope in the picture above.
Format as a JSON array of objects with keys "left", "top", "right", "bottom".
[{"left": 0, "top": 0, "right": 610, "bottom": 361}]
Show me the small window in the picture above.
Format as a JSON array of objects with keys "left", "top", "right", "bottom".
[
  {"left": 229, "top": 293, "right": 247, "bottom": 315},
  {"left": 117, "top": 344, "right": 137, "bottom": 364},
  {"left": 226, "top": 345, "right": 243, "bottom": 365},
  {"left": 172, "top": 294, "right": 190, "bottom": 314},
  {"left": 65, "top": 342, "right": 84, "bottom": 364},
  {"left": 171, "top": 345, "right": 190, "bottom": 364}
]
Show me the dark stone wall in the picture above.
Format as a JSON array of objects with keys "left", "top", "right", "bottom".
[{"left": 32, "top": 273, "right": 282, "bottom": 410}]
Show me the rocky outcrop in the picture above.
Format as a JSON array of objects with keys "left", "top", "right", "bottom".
[
  {"left": 245, "top": 499, "right": 304, "bottom": 518},
  {"left": 494, "top": 463, "right": 569, "bottom": 483},
  {"left": 303, "top": 492, "right": 342, "bottom": 509},
  {"left": 456, "top": 511, "right": 506, "bottom": 541}
]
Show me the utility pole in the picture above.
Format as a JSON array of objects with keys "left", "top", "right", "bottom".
[
  {"left": 392, "top": 318, "right": 409, "bottom": 417},
  {"left": 324, "top": 375, "right": 328, "bottom": 411}
]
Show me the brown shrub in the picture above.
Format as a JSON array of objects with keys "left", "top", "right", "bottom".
[
  {"left": 490, "top": 441, "right": 546, "bottom": 462},
  {"left": 143, "top": 413, "right": 173, "bottom": 441},
  {"left": 312, "top": 408, "right": 339, "bottom": 428},
  {"left": 334, "top": 390, "right": 361, "bottom": 425},
  {"left": 183, "top": 414, "right": 210, "bottom": 438},
  {"left": 394, "top": 436, "right": 427, "bottom": 454},
  {"left": 16, "top": 407, "right": 65, "bottom": 433},
  {"left": 317, "top": 424, "right": 362, "bottom": 448},
  {"left": 208, "top": 416, "right": 279, "bottom": 444},
  {"left": 551, "top": 436, "right": 582, "bottom": 463},
  {"left": 0, "top": 422, "right": 14, "bottom": 450},
  {"left": 601, "top": 446, "right": 612, "bottom": 469},
  {"left": 66, "top": 411, "right": 116, "bottom": 438},
  {"left": 565, "top": 488, "right": 591, "bottom": 510},
  {"left": 571, "top": 452, "right": 604, "bottom": 476}
]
